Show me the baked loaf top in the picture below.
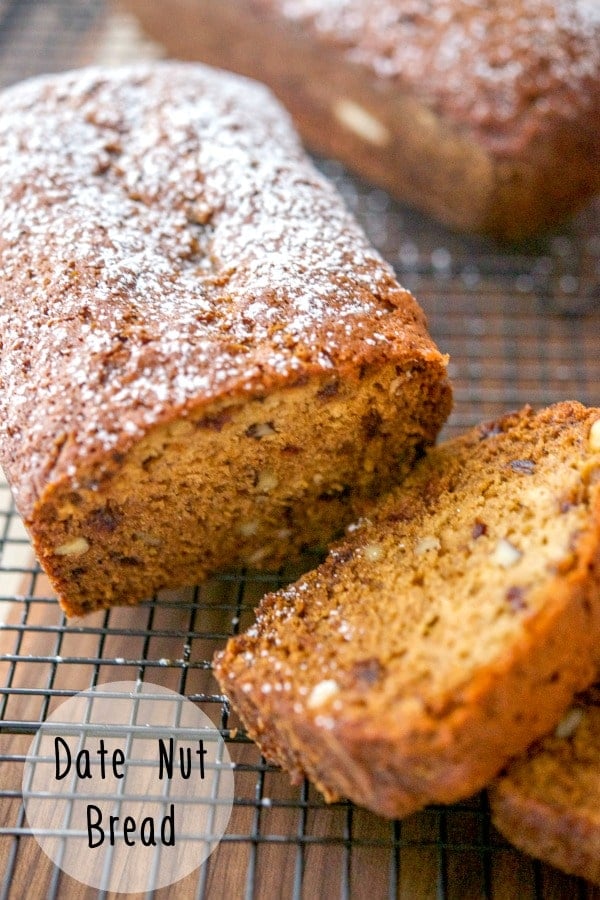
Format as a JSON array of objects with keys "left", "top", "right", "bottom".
[
  {"left": 215, "top": 403, "right": 600, "bottom": 819},
  {"left": 490, "top": 686, "right": 600, "bottom": 884},
  {"left": 267, "top": 0, "right": 600, "bottom": 156},
  {"left": 0, "top": 62, "right": 443, "bottom": 520}
]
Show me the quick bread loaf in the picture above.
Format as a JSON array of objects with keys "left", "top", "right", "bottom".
[
  {"left": 122, "top": 0, "right": 600, "bottom": 240},
  {"left": 0, "top": 62, "right": 451, "bottom": 617},
  {"left": 490, "top": 685, "right": 600, "bottom": 885},
  {"left": 214, "top": 403, "right": 600, "bottom": 819}
]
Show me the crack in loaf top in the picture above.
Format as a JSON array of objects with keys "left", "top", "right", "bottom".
[
  {"left": 0, "top": 62, "right": 439, "bottom": 512},
  {"left": 269, "top": 0, "right": 600, "bottom": 154}
]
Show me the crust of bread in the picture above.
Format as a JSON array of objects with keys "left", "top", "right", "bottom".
[{"left": 215, "top": 403, "right": 600, "bottom": 818}]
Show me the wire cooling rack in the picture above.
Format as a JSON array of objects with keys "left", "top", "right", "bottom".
[{"left": 1, "top": 1, "right": 600, "bottom": 897}]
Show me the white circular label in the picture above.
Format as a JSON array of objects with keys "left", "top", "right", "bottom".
[{"left": 22, "top": 681, "right": 234, "bottom": 893}]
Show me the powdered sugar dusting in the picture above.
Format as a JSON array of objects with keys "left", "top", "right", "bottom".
[{"left": 0, "top": 62, "right": 429, "bottom": 513}]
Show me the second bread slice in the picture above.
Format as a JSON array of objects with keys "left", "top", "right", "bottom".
[
  {"left": 215, "top": 402, "right": 600, "bottom": 818},
  {"left": 489, "top": 685, "right": 600, "bottom": 884}
]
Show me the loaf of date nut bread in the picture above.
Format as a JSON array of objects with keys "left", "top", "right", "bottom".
[
  {"left": 490, "top": 685, "right": 600, "bottom": 885},
  {"left": 214, "top": 404, "right": 600, "bottom": 819},
  {"left": 122, "top": 0, "right": 600, "bottom": 240},
  {"left": 0, "top": 62, "right": 451, "bottom": 617}
]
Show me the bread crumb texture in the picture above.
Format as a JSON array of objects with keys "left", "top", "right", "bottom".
[
  {"left": 0, "top": 62, "right": 451, "bottom": 615},
  {"left": 215, "top": 402, "right": 600, "bottom": 818}
]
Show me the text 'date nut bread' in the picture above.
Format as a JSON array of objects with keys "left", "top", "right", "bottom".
[
  {"left": 122, "top": 0, "right": 600, "bottom": 240},
  {"left": 490, "top": 684, "right": 600, "bottom": 885},
  {"left": 214, "top": 403, "right": 600, "bottom": 819},
  {"left": 0, "top": 62, "right": 451, "bottom": 617}
]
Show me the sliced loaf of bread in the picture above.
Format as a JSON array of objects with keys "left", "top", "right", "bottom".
[
  {"left": 490, "top": 685, "right": 600, "bottom": 884},
  {"left": 0, "top": 63, "right": 451, "bottom": 616},
  {"left": 214, "top": 402, "right": 600, "bottom": 819}
]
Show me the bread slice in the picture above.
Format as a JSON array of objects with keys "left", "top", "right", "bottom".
[
  {"left": 214, "top": 403, "right": 600, "bottom": 819},
  {"left": 490, "top": 685, "right": 600, "bottom": 884},
  {"left": 0, "top": 62, "right": 451, "bottom": 616}
]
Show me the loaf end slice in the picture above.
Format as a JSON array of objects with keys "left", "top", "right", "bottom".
[
  {"left": 490, "top": 685, "right": 600, "bottom": 884},
  {"left": 0, "top": 62, "right": 451, "bottom": 616},
  {"left": 214, "top": 403, "right": 600, "bottom": 818}
]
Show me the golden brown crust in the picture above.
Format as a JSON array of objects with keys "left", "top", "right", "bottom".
[
  {"left": 122, "top": 0, "right": 600, "bottom": 239},
  {"left": 0, "top": 63, "right": 451, "bottom": 614},
  {"left": 214, "top": 403, "right": 600, "bottom": 818},
  {"left": 490, "top": 691, "right": 600, "bottom": 884}
]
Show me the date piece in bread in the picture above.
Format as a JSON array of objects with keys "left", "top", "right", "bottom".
[
  {"left": 122, "top": 0, "right": 600, "bottom": 241},
  {"left": 490, "top": 685, "right": 600, "bottom": 885},
  {"left": 0, "top": 62, "right": 451, "bottom": 617},
  {"left": 215, "top": 403, "right": 600, "bottom": 819}
]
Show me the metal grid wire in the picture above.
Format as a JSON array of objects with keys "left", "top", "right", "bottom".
[{"left": 1, "top": 1, "right": 600, "bottom": 897}]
